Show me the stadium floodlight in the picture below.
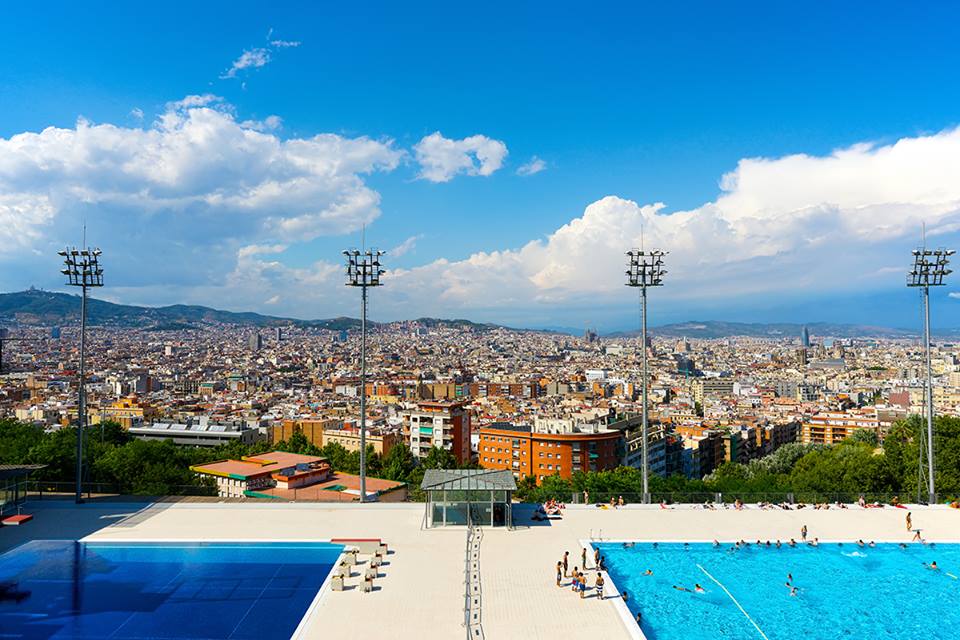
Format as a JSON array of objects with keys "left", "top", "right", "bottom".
[
  {"left": 343, "top": 248, "right": 386, "bottom": 503},
  {"left": 625, "top": 249, "right": 667, "bottom": 504},
  {"left": 907, "top": 247, "right": 953, "bottom": 504},
  {"left": 59, "top": 246, "right": 104, "bottom": 504}
]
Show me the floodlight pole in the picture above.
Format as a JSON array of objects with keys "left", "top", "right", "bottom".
[
  {"left": 626, "top": 249, "right": 667, "bottom": 504},
  {"left": 59, "top": 247, "right": 104, "bottom": 504},
  {"left": 641, "top": 284, "right": 649, "bottom": 502},
  {"left": 907, "top": 245, "right": 953, "bottom": 504},
  {"left": 344, "top": 249, "right": 385, "bottom": 503},
  {"left": 922, "top": 284, "right": 934, "bottom": 503}
]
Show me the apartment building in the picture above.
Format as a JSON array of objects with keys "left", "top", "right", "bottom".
[
  {"left": 402, "top": 400, "right": 472, "bottom": 464},
  {"left": 477, "top": 419, "right": 623, "bottom": 483}
]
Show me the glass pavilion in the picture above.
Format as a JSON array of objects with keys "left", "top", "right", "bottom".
[{"left": 420, "top": 469, "right": 516, "bottom": 528}]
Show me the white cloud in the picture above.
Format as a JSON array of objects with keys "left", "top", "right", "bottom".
[
  {"left": 390, "top": 128, "right": 960, "bottom": 313},
  {"left": 0, "top": 95, "right": 403, "bottom": 295},
  {"left": 240, "top": 115, "right": 283, "bottom": 132},
  {"left": 130, "top": 108, "right": 144, "bottom": 121},
  {"left": 516, "top": 156, "right": 546, "bottom": 176},
  {"left": 949, "top": 292, "right": 960, "bottom": 299},
  {"left": 221, "top": 48, "right": 272, "bottom": 79},
  {"left": 413, "top": 132, "right": 508, "bottom": 182},
  {"left": 389, "top": 235, "right": 423, "bottom": 258},
  {"left": 221, "top": 32, "right": 301, "bottom": 81}
]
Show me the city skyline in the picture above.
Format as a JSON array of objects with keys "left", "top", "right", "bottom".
[{"left": 1, "top": 3, "right": 959, "bottom": 330}]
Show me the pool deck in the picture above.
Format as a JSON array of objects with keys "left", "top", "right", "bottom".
[{"left": 3, "top": 499, "right": 957, "bottom": 639}]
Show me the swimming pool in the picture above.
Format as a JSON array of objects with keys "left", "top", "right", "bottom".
[
  {"left": 595, "top": 541, "right": 960, "bottom": 640},
  {"left": 0, "top": 540, "right": 344, "bottom": 639}
]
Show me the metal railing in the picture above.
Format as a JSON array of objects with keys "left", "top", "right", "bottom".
[
  {"left": 566, "top": 491, "right": 926, "bottom": 506},
  {"left": 16, "top": 480, "right": 407, "bottom": 503}
]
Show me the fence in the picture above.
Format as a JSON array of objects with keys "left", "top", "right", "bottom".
[{"left": 567, "top": 491, "right": 924, "bottom": 506}]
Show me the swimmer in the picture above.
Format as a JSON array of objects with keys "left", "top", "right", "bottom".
[
  {"left": 694, "top": 584, "right": 705, "bottom": 593},
  {"left": 789, "top": 539, "right": 796, "bottom": 548},
  {"left": 789, "top": 586, "right": 798, "bottom": 597},
  {"left": 857, "top": 539, "right": 865, "bottom": 547},
  {"left": 925, "top": 561, "right": 939, "bottom": 571},
  {"left": 673, "top": 585, "right": 692, "bottom": 593},
  {"left": 869, "top": 541, "right": 876, "bottom": 548},
  {"left": 713, "top": 539, "right": 720, "bottom": 547},
  {"left": 776, "top": 540, "right": 782, "bottom": 549},
  {"left": 642, "top": 569, "right": 653, "bottom": 576}
]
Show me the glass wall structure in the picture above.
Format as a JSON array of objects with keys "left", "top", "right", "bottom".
[
  {"left": 421, "top": 469, "right": 516, "bottom": 528},
  {"left": 0, "top": 465, "right": 44, "bottom": 516}
]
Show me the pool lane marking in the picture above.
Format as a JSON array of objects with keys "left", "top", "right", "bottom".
[{"left": 696, "top": 564, "right": 770, "bottom": 640}]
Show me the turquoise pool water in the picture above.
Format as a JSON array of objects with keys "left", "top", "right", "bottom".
[
  {"left": 0, "top": 540, "right": 343, "bottom": 639},
  {"left": 595, "top": 541, "right": 960, "bottom": 640}
]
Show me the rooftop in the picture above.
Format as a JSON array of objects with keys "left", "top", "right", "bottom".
[{"left": 420, "top": 468, "right": 517, "bottom": 491}]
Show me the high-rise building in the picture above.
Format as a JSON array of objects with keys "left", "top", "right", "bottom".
[
  {"left": 275, "top": 327, "right": 283, "bottom": 342},
  {"left": 50, "top": 326, "right": 61, "bottom": 339},
  {"left": 801, "top": 326, "right": 811, "bottom": 348},
  {"left": 248, "top": 332, "right": 263, "bottom": 351}
]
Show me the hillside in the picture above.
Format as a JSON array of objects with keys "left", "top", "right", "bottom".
[{"left": 609, "top": 320, "right": 950, "bottom": 339}]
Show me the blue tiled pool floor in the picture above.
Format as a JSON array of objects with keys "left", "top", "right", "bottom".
[
  {"left": 0, "top": 540, "right": 343, "bottom": 640},
  {"left": 596, "top": 541, "right": 960, "bottom": 640}
]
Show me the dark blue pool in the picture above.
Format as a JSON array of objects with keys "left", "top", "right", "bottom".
[{"left": 0, "top": 540, "right": 344, "bottom": 639}]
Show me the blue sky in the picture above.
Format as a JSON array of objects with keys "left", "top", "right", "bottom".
[{"left": 1, "top": 2, "right": 959, "bottom": 330}]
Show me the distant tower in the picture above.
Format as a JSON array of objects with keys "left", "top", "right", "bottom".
[
  {"left": 275, "top": 326, "right": 283, "bottom": 342},
  {"left": 248, "top": 332, "right": 263, "bottom": 351},
  {"left": 50, "top": 326, "right": 61, "bottom": 340},
  {"left": 801, "top": 326, "right": 811, "bottom": 348}
]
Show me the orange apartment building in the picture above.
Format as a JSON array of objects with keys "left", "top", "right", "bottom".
[
  {"left": 272, "top": 418, "right": 340, "bottom": 447},
  {"left": 801, "top": 409, "right": 895, "bottom": 445},
  {"left": 477, "top": 422, "right": 623, "bottom": 483}
]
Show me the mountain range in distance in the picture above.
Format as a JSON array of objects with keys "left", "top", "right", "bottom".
[{"left": 0, "top": 289, "right": 954, "bottom": 339}]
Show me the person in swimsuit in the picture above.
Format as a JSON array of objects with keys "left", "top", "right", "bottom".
[
  {"left": 556, "top": 561, "right": 563, "bottom": 587},
  {"left": 595, "top": 573, "right": 605, "bottom": 600}
]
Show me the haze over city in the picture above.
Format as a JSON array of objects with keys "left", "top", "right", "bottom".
[{"left": 1, "top": 3, "right": 959, "bottom": 331}]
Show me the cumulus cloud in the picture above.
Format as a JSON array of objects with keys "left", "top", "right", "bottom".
[
  {"left": 389, "top": 128, "right": 960, "bottom": 313},
  {"left": 0, "top": 95, "right": 402, "bottom": 294},
  {"left": 516, "top": 156, "right": 546, "bottom": 176},
  {"left": 413, "top": 132, "right": 508, "bottom": 182}
]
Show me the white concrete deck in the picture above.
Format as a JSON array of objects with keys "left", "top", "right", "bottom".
[{"left": 4, "top": 499, "right": 958, "bottom": 639}]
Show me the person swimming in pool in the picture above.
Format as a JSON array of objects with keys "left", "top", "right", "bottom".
[
  {"left": 694, "top": 584, "right": 705, "bottom": 593},
  {"left": 925, "top": 561, "right": 939, "bottom": 571},
  {"left": 642, "top": 569, "right": 653, "bottom": 576},
  {"left": 673, "top": 585, "right": 692, "bottom": 593}
]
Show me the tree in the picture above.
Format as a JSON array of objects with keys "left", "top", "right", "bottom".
[
  {"left": 421, "top": 446, "right": 458, "bottom": 470},
  {"left": 849, "top": 428, "right": 879, "bottom": 447},
  {"left": 381, "top": 443, "right": 417, "bottom": 482}
]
